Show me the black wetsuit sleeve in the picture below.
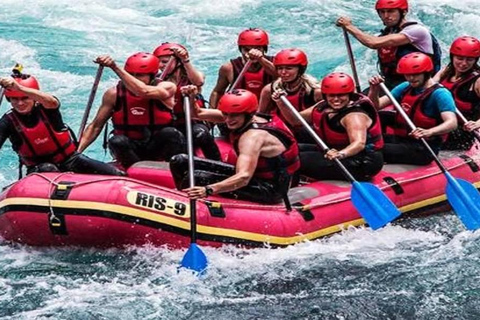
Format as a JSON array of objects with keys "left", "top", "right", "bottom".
[{"left": 0, "top": 114, "right": 13, "bottom": 149}]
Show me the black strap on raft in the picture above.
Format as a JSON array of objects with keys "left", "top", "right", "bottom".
[
  {"left": 102, "top": 121, "right": 109, "bottom": 155},
  {"left": 383, "top": 176, "right": 404, "bottom": 195},
  {"left": 48, "top": 181, "right": 75, "bottom": 235},
  {"left": 205, "top": 201, "right": 226, "bottom": 218},
  {"left": 292, "top": 202, "right": 314, "bottom": 221},
  {"left": 459, "top": 154, "right": 479, "bottom": 173},
  {"left": 18, "top": 158, "right": 23, "bottom": 180}
]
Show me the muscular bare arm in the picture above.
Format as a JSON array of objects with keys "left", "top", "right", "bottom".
[
  {"left": 77, "top": 88, "right": 115, "bottom": 152},
  {"left": 209, "top": 63, "right": 233, "bottom": 108}
]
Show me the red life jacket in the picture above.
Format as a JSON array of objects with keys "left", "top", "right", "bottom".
[
  {"left": 273, "top": 83, "right": 316, "bottom": 126},
  {"left": 311, "top": 94, "right": 384, "bottom": 151},
  {"left": 230, "top": 56, "right": 274, "bottom": 98},
  {"left": 227, "top": 116, "right": 300, "bottom": 180},
  {"left": 393, "top": 84, "right": 446, "bottom": 140},
  {"left": 112, "top": 81, "right": 173, "bottom": 140},
  {"left": 440, "top": 71, "right": 480, "bottom": 119},
  {"left": 7, "top": 107, "right": 76, "bottom": 166}
]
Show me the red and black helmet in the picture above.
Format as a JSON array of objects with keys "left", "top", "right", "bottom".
[
  {"left": 5, "top": 75, "right": 40, "bottom": 98},
  {"left": 153, "top": 42, "right": 187, "bottom": 57},
  {"left": 237, "top": 28, "right": 269, "bottom": 47},
  {"left": 218, "top": 89, "right": 258, "bottom": 114},
  {"left": 321, "top": 72, "right": 355, "bottom": 94},
  {"left": 124, "top": 52, "right": 159, "bottom": 74},
  {"left": 396, "top": 52, "right": 434, "bottom": 74},
  {"left": 450, "top": 36, "right": 480, "bottom": 58},
  {"left": 375, "top": 0, "right": 408, "bottom": 10}
]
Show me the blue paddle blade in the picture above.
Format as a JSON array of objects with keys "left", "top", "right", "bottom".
[
  {"left": 180, "top": 243, "right": 208, "bottom": 274},
  {"left": 351, "top": 181, "right": 402, "bottom": 230},
  {"left": 445, "top": 173, "right": 480, "bottom": 231}
]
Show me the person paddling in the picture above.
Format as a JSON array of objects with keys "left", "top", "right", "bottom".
[
  {"left": 276, "top": 72, "right": 384, "bottom": 181},
  {"left": 209, "top": 28, "right": 277, "bottom": 136},
  {"left": 258, "top": 48, "right": 322, "bottom": 143},
  {"left": 78, "top": 53, "right": 186, "bottom": 169},
  {"left": 0, "top": 74, "right": 123, "bottom": 175},
  {"left": 153, "top": 42, "right": 220, "bottom": 160},
  {"left": 336, "top": 0, "right": 441, "bottom": 90},
  {"left": 170, "top": 88, "right": 299, "bottom": 205},
  {"left": 433, "top": 36, "right": 480, "bottom": 150},
  {"left": 369, "top": 53, "right": 457, "bottom": 165}
]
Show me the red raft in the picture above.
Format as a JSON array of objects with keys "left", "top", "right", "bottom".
[{"left": 1, "top": 140, "right": 480, "bottom": 248}]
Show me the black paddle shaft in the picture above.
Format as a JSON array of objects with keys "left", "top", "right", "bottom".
[
  {"left": 183, "top": 95, "right": 198, "bottom": 243},
  {"left": 78, "top": 65, "right": 104, "bottom": 140},
  {"left": 342, "top": 29, "right": 362, "bottom": 93}
]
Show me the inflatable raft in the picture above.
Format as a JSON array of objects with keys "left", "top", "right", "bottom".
[{"left": 1, "top": 140, "right": 479, "bottom": 248}]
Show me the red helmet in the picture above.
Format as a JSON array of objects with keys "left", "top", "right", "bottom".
[
  {"left": 375, "top": 0, "right": 408, "bottom": 10},
  {"left": 218, "top": 89, "right": 258, "bottom": 114},
  {"left": 321, "top": 72, "right": 355, "bottom": 94},
  {"left": 124, "top": 52, "right": 159, "bottom": 74},
  {"left": 450, "top": 36, "right": 480, "bottom": 58},
  {"left": 5, "top": 75, "right": 40, "bottom": 98},
  {"left": 396, "top": 52, "right": 433, "bottom": 74},
  {"left": 153, "top": 42, "right": 187, "bottom": 57},
  {"left": 273, "top": 49, "right": 308, "bottom": 67},
  {"left": 237, "top": 28, "right": 269, "bottom": 47}
]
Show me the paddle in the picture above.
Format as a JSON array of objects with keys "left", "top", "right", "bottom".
[
  {"left": 279, "top": 95, "right": 401, "bottom": 230},
  {"left": 454, "top": 109, "right": 480, "bottom": 143},
  {"left": 342, "top": 28, "right": 362, "bottom": 93},
  {"left": 0, "top": 88, "right": 4, "bottom": 108},
  {"left": 77, "top": 65, "right": 104, "bottom": 142},
  {"left": 180, "top": 95, "right": 208, "bottom": 273},
  {"left": 380, "top": 83, "right": 480, "bottom": 230},
  {"left": 228, "top": 60, "right": 253, "bottom": 93}
]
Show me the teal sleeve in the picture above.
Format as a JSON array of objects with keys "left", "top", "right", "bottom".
[
  {"left": 390, "top": 82, "right": 410, "bottom": 102},
  {"left": 432, "top": 87, "right": 456, "bottom": 113}
]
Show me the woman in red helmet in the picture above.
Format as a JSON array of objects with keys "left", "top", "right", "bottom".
[
  {"left": 169, "top": 87, "right": 300, "bottom": 205},
  {"left": 209, "top": 28, "right": 277, "bottom": 110},
  {"left": 276, "top": 72, "right": 384, "bottom": 181},
  {"left": 78, "top": 52, "right": 186, "bottom": 169},
  {"left": 369, "top": 52, "right": 457, "bottom": 165},
  {"left": 336, "top": 0, "right": 442, "bottom": 90},
  {"left": 153, "top": 42, "right": 220, "bottom": 160},
  {"left": 433, "top": 36, "right": 480, "bottom": 150},
  {"left": 0, "top": 74, "right": 123, "bottom": 175},
  {"left": 258, "top": 48, "right": 322, "bottom": 143}
]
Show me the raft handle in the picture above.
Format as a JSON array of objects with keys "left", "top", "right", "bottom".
[
  {"left": 459, "top": 155, "right": 479, "bottom": 173},
  {"left": 383, "top": 177, "right": 404, "bottom": 195}
]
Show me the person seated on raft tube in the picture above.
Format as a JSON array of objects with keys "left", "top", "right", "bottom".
[
  {"left": 153, "top": 42, "right": 221, "bottom": 160},
  {"left": 78, "top": 53, "right": 186, "bottom": 169},
  {"left": 169, "top": 87, "right": 300, "bottom": 205},
  {"left": 433, "top": 36, "right": 480, "bottom": 151},
  {"left": 368, "top": 52, "right": 457, "bottom": 165},
  {"left": 0, "top": 74, "right": 123, "bottom": 175},
  {"left": 274, "top": 72, "right": 384, "bottom": 182},
  {"left": 258, "top": 48, "right": 323, "bottom": 144},
  {"left": 209, "top": 28, "right": 277, "bottom": 136},
  {"left": 336, "top": 0, "right": 442, "bottom": 90}
]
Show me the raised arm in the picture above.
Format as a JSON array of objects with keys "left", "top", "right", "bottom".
[
  {"left": 0, "top": 77, "right": 58, "bottom": 109},
  {"left": 336, "top": 16, "right": 410, "bottom": 49}
]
